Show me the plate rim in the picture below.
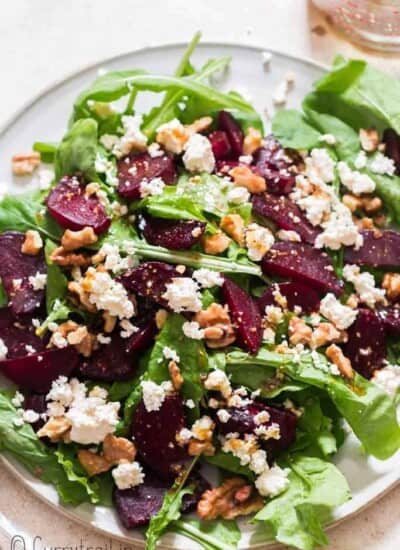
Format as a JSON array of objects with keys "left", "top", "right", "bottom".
[{"left": 0, "top": 40, "right": 398, "bottom": 548}]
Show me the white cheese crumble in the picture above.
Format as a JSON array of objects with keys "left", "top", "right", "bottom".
[
  {"left": 272, "top": 80, "right": 290, "bottom": 106},
  {"left": 162, "top": 277, "right": 202, "bottom": 313},
  {"left": 85, "top": 267, "right": 135, "bottom": 320},
  {"left": 112, "top": 461, "right": 145, "bottom": 490},
  {"left": 343, "top": 264, "right": 386, "bottom": 309},
  {"left": 193, "top": 268, "right": 224, "bottom": 288},
  {"left": 318, "top": 134, "right": 336, "bottom": 146},
  {"left": 139, "top": 177, "right": 165, "bottom": 198},
  {"left": 354, "top": 150, "right": 367, "bottom": 170},
  {"left": 191, "top": 415, "right": 215, "bottom": 441},
  {"left": 337, "top": 161, "right": 375, "bottom": 195},
  {"left": 183, "top": 134, "right": 215, "bottom": 174},
  {"left": 182, "top": 321, "right": 205, "bottom": 340},
  {"left": 94, "top": 153, "right": 118, "bottom": 186},
  {"left": 216, "top": 409, "right": 231, "bottom": 423},
  {"left": 22, "top": 409, "right": 40, "bottom": 424},
  {"left": 156, "top": 118, "right": 188, "bottom": 154},
  {"left": 372, "top": 364, "right": 400, "bottom": 399},
  {"left": 276, "top": 229, "right": 301, "bottom": 242},
  {"left": 140, "top": 380, "right": 172, "bottom": 412},
  {"left": 163, "top": 346, "right": 180, "bottom": 363},
  {"left": 245, "top": 223, "right": 275, "bottom": 261},
  {"left": 238, "top": 154, "right": 253, "bottom": 164},
  {"left": 185, "top": 399, "right": 195, "bottom": 409},
  {"left": 305, "top": 149, "right": 335, "bottom": 185},
  {"left": 36, "top": 168, "right": 54, "bottom": 190},
  {"left": 11, "top": 391, "right": 24, "bottom": 408},
  {"left": 0, "top": 338, "right": 8, "bottom": 361},
  {"left": 315, "top": 203, "right": 363, "bottom": 250},
  {"left": 28, "top": 272, "right": 47, "bottom": 291},
  {"left": 204, "top": 369, "right": 232, "bottom": 399},
  {"left": 99, "top": 134, "right": 119, "bottom": 151},
  {"left": 113, "top": 115, "right": 147, "bottom": 158},
  {"left": 227, "top": 186, "right": 250, "bottom": 204},
  {"left": 98, "top": 243, "right": 133, "bottom": 274},
  {"left": 261, "top": 51, "right": 272, "bottom": 67},
  {"left": 120, "top": 319, "right": 138, "bottom": 338},
  {"left": 255, "top": 464, "right": 290, "bottom": 497},
  {"left": 319, "top": 293, "right": 358, "bottom": 330},
  {"left": 147, "top": 142, "right": 164, "bottom": 158},
  {"left": 370, "top": 152, "right": 396, "bottom": 176}
]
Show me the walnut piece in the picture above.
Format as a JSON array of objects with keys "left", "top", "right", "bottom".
[
  {"left": 61, "top": 227, "right": 98, "bottom": 251},
  {"left": 311, "top": 322, "right": 345, "bottom": 349},
  {"left": 21, "top": 230, "right": 43, "bottom": 256},
  {"left": 243, "top": 127, "right": 262, "bottom": 155},
  {"left": 78, "top": 450, "right": 111, "bottom": 476},
  {"left": 68, "top": 281, "right": 97, "bottom": 312},
  {"left": 359, "top": 128, "right": 379, "bottom": 152},
  {"left": 288, "top": 317, "right": 312, "bottom": 346},
  {"left": 78, "top": 434, "right": 136, "bottom": 476},
  {"left": 326, "top": 344, "right": 354, "bottom": 379},
  {"left": 194, "top": 303, "right": 236, "bottom": 349},
  {"left": 220, "top": 214, "right": 245, "bottom": 246},
  {"left": 103, "top": 311, "right": 117, "bottom": 333},
  {"left": 202, "top": 232, "right": 231, "bottom": 255},
  {"left": 342, "top": 194, "right": 362, "bottom": 213},
  {"left": 50, "top": 246, "right": 92, "bottom": 267},
  {"left": 188, "top": 440, "right": 215, "bottom": 457},
  {"left": 197, "top": 477, "right": 264, "bottom": 520},
  {"left": 155, "top": 308, "right": 168, "bottom": 329},
  {"left": 12, "top": 152, "right": 40, "bottom": 175},
  {"left": 168, "top": 360, "right": 184, "bottom": 391},
  {"left": 229, "top": 165, "right": 266, "bottom": 193},
  {"left": 186, "top": 116, "right": 213, "bottom": 135},
  {"left": 37, "top": 417, "right": 71, "bottom": 443},
  {"left": 382, "top": 272, "right": 400, "bottom": 301}
]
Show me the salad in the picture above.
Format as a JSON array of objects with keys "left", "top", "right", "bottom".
[{"left": 0, "top": 33, "right": 400, "bottom": 550}]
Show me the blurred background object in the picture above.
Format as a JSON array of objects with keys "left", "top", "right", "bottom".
[{"left": 313, "top": 0, "right": 400, "bottom": 51}]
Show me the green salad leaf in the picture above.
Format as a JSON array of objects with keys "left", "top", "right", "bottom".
[
  {"left": 44, "top": 239, "right": 68, "bottom": 313},
  {"left": 55, "top": 118, "right": 99, "bottom": 180},
  {"left": 171, "top": 518, "right": 241, "bottom": 550},
  {"left": 271, "top": 109, "right": 321, "bottom": 150}
]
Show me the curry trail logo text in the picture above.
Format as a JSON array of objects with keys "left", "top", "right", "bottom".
[{"left": 10, "top": 535, "right": 136, "bottom": 550}]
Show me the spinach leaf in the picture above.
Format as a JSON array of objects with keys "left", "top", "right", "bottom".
[
  {"left": 144, "top": 186, "right": 208, "bottom": 222},
  {"left": 254, "top": 455, "right": 350, "bottom": 550},
  {"left": 44, "top": 240, "right": 68, "bottom": 313},
  {"left": 37, "top": 299, "right": 72, "bottom": 336},
  {"left": 206, "top": 451, "right": 254, "bottom": 480},
  {"left": 55, "top": 118, "right": 99, "bottom": 180},
  {"left": 176, "top": 172, "right": 231, "bottom": 218},
  {"left": 171, "top": 518, "right": 241, "bottom": 550},
  {"left": 314, "top": 58, "right": 366, "bottom": 94},
  {"left": 33, "top": 141, "right": 58, "bottom": 164},
  {"left": 271, "top": 109, "right": 321, "bottom": 150}
]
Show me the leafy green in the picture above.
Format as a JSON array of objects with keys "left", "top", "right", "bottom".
[
  {"left": 143, "top": 186, "right": 208, "bottom": 222},
  {"left": 254, "top": 455, "right": 350, "bottom": 550},
  {"left": 33, "top": 141, "right": 58, "bottom": 163},
  {"left": 206, "top": 451, "right": 254, "bottom": 480},
  {"left": 314, "top": 58, "right": 366, "bottom": 94},
  {"left": 177, "top": 172, "right": 231, "bottom": 218},
  {"left": 271, "top": 109, "right": 321, "bottom": 150},
  {"left": 37, "top": 299, "right": 72, "bottom": 336},
  {"left": 0, "top": 281, "right": 7, "bottom": 307},
  {"left": 171, "top": 518, "right": 241, "bottom": 550},
  {"left": 55, "top": 118, "right": 99, "bottom": 180},
  {"left": 44, "top": 240, "right": 68, "bottom": 313}
]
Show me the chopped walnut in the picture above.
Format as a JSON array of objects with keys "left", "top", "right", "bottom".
[
  {"left": 78, "top": 450, "right": 111, "bottom": 476},
  {"left": 194, "top": 303, "right": 236, "bottom": 349},
  {"left": 373, "top": 213, "right": 387, "bottom": 228},
  {"left": 197, "top": 477, "right": 264, "bottom": 520},
  {"left": 382, "top": 272, "right": 400, "bottom": 301},
  {"left": 346, "top": 293, "right": 359, "bottom": 309},
  {"left": 311, "top": 322, "right": 345, "bottom": 349},
  {"left": 102, "top": 434, "right": 136, "bottom": 464},
  {"left": 326, "top": 344, "right": 354, "bottom": 379},
  {"left": 61, "top": 227, "right": 98, "bottom": 251},
  {"left": 168, "top": 360, "right": 184, "bottom": 391},
  {"left": 21, "top": 230, "right": 43, "bottom": 256},
  {"left": 354, "top": 216, "right": 375, "bottom": 230},
  {"left": 74, "top": 331, "right": 98, "bottom": 357},
  {"left": 85, "top": 182, "right": 101, "bottom": 197},
  {"left": 342, "top": 194, "right": 362, "bottom": 213},
  {"left": 103, "top": 311, "right": 117, "bottom": 333},
  {"left": 156, "top": 121, "right": 189, "bottom": 154},
  {"left": 229, "top": 165, "right": 266, "bottom": 193},
  {"left": 50, "top": 246, "right": 92, "bottom": 267},
  {"left": 155, "top": 308, "right": 168, "bottom": 329},
  {"left": 12, "top": 152, "right": 40, "bottom": 175},
  {"left": 243, "top": 127, "right": 263, "bottom": 155},
  {"left": 37, "top": 416, "right": 71, "bottom": 443},
  {"left": 188, "top": 440, "right": 215, "bottom": 457},
  {"left": 359, "top": 128, "right": 379, "bottom": 152},
  {"left": 68, "top": 281, "right": 97, "bottom": 312},
  {"left": 288, "top": 317, "right": 312, "bottom": 346},
  {"left": 202, "top": 232, "right": 231, "bottom": 255},
  {"left": 362, "top": 196, "right": 383, "bottom": 214},
  {"left": 220, "top": 214, "right": 245, "bottom": 245},
  {"left": 186, "top": 116, "right": 213, "bottom": 134}
]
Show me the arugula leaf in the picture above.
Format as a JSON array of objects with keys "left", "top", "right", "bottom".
[
  {"left": 254, "top": 455, "right": 350, "bottom": 550},
  {"left": 37, "top": 299, "right": 72, "bottom": 336},
  {"left": 226, "top": 348, "right": 400, "bottom": 459},
  {"left": 176, "top": 172, "right": 231, "bottom": 218},
  {"left": 55, "top": 118, "right": 99, "bottom": 180},
  {"left": 171, "top": 518, "right": 241, "bottom": 550},
  {"left": 143, "top": 186, "right": 208, "bottom": 222},
  {"left": 314, "top": 58, "right": 366, "bottom": 94},
  {"left": 206, "top": 450, "right": 254, "bottom": 480},
  {"left": 271, "top": 109, "right": 321, "bottom": 150},
  {"left": 44, "top": 240, "right": 68, "bottom": 313}
]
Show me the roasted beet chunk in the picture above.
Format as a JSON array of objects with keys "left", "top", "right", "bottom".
[
  {"left": 126, "top": 316, "right": 158, "bottom": 354},
  {"left": 119, "top": 261, "right": 184, "bottom": 307},
  {"left": 114, "top": 472, "right": 169, "bottom": 528},
  {"left": 142, "top": 215, "right": 206, "bottom": 250},
  {"left": 0, "top": 232, "right": 46, "bottom": 316},
  {"left": 383, "top": 129, "right": 400, "bottom": 175},
  {"left": 215, "top": 401, "right": 297, "bottom": 455},
  {"left": 253, "top": 136, "right": 296, "bottom": 195},
  {"left": 345, "top": 230, "right": 400, "bottom": 268},
  {"left": 132, "top": 394, "right": 188, "bottom": 479},
  {"left": 258, "top": 282, "right": 320, "bottom": 315},
  {"left": 23, "top": 394, "right": 47, "bottom": 431},
  {"left": 208, "top": 130, "right": 232, "bottom": 160},
  {"left": 379, "top": 306, "right": 400, "bottom": 336},
  {"left": 0, "top": 308, "right": 46, "bottom": 359},
  {"left": 117, "top": 152, "right": 176, "bottom": 200},
  {"left": 181, "top": 471, "right": 212, "bottom": 514},
  {"left": 343, "top": 309, "right": 386, "bottom": 379},
  {"left": 222, "top": 278, "right": 262, "bottom": 354},
  {"left": 252, "top": 193, "right": 320, "bottom": 245},
  {"left": 79, "top": 332, "right": 139, "bottom": 382},
  {"left": 217, "top": 111, "right": 244, "bottom": 157},
  {"left": 262, "top": 242, "right": 343, "bottom": 296}
]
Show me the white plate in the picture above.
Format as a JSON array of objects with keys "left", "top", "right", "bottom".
[{"left": 0, "top": 42, "right": 399, "bottom": 549}]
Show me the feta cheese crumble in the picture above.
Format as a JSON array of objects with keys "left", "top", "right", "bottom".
[
  {"left": 113, "top": 115, "right": 147, "bottom": 158},
  {"left": 22, "top": 409, "right": 40, "bottom": 424},
  {"left": 140, "top": 380, "right": 172, "bottom": 412},
  {"left": 28, "top": 272, "right": 47, "bottom": 290},
  {"left": 11, "top": 391, "right": 24, "bottom": 408},
  {"left": 227, "top": 186, "right": 250, "bottom": 204},
  {"left": 370, "top": 152, "right": 396, "bottom": 176},
  {"left": 162, "top": 277, "right": 202, "bottom": 313},
  {"left": 319, "top": 293, "right": 358, "bottom": 330},
  {"left": 372, "top": 364, "right": 400, "bottom": 399},
  {"left": 354, "top": 150, "right": 367, "bottom": 170},
  {"left": 204, "top": 369, "right": 232, "bottom": 399},
  {"left": 183, "top": 134, "right": 215, "bottom": 173},
  {"left": 305, "top": 149, "right": 335, "bottom": 185},
  {"left": 343, "top": 264, "right": 386, "bottom": 308},
  {"left": 112, "top": 461, "right": 145, "bottom": 490},
  {"left": 84, "top": 267, "right": 135, "bottom": 320},
  {"left": 315, "top": 203, "right": 363, "bottom": 250},
  {"left": 193, "top": 268, "right": 224, "bottom": 288},
  {"left": 319, "top": 134, "right": 336, "bottom": 146},
  {"left": 276, "top": 229, "right": 301, "bottom": 242},
  {"left": 255, "top": 464, "right": 290, "bottom": 497},
  {"left": 245, "top": 223, "right": 275, "bottom": 261},
  {"left": 0, "top": 338, "right": 8, "bottom": 361},
  {"left": 163, "top": 346, "right": 180, "bottom": 363},
  {"left": 139, "top": 177, "right": 165, "bottom": 198},
  {"left": 182, "top": 321, "right": 205, "bottom": 340},
  {"left": 337, "top": 161, "right": 375, "bottom": 195}
]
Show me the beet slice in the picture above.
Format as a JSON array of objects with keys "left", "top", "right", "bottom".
[
  {"left": 345, "top": 230, "right": 400, "bottom": 268},
  {"left": 126, "top": 317, "right": 158, "bottom": 354},
  {"left": 119, "top": 261, "right": 184, "bottom": 307},
  {"left": 23, "top": 394, "right": 47, "bottom": 431},
  {"left": 379, "top": 306, "right": 400, "bottom": 336},
  {"left": 208, "top": 130, "right": 232, "bottom": 160},
  {"left": 215, "top": 401, "right": 297, "bottom": 456},
  {"left": 257, "top": 282, "right": 321, "bottom": 314},
  {"left": 0, "top": 232, "right": 46, "bottom": 316},
  {"left": 113, "top": 472, "right": 169, "bottom": 529},
  {"left": 132, "top": 394, "right": 188, "bottom": 479},
  {"left": 253, "top": 136, "right": 296, "bottom": 195},
  {"left": 117, "top": 152, "right": 176, "bottom": 200},
  {"left": 217, "top": 111, "right": 244, "bottom": 157},
  {"left": 1, "top": 346, "right": 79, "bottom": 393},
  {"left": 262, "top": 242, "right": 343, "bottom": 296},
  {"left": 46, "top": 177, "right": 111, "bottom": 234},
  {"left": 0, "top": 307, "right": 46, "bottom": 359},
  {"left": 383, "top": 129, "right": 400, "bottom": 175},
  {"left": 142, "top": 215, "right": 206, "bottom": 250},
  {"left": 222, "top": 278, "right": 262, "bottom": 354},
  {"left": 343, "top": 308, "right": 386, "bottom": 379},
  {"left": 252, "top": 193, "right": 320, "bottom": 244},
  {"left": 181, "top": 471, "right": 212, "bottom": 514}
]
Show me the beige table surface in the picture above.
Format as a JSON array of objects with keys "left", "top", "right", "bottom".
[{"left": 0, "top": 0, "right": 400, "bottom": 548}]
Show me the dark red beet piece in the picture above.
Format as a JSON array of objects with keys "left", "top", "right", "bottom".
[
  {"left": 215, "top": 401, "right": 297, "bottom": 455},
  {"left": 23, "top": 394, "right": 47, "bottom": 431},
  {"left": 0, "top": 307, "right": 46, "bottom": 359},
  {"left": 252, "top": 193, "right": 320, "bottom": 245},
  {"left": 257, "top": 282, "right": 321, "bottom": 315},
  {"left": 343, "top": 309, "right": 386, "bottom": 379},
  {"left": 46, "top": 177, "right": 110, "bottom": 234},
  {"left": 222, "top": 278, "right": 262, "bottom": 354},
  {"left": 0, "top": 232, "right": 46, "bottom": 316},
  {"left": 383, "top": 129, "right": 400, "bottom": 175},
  {"left": 253, "top": 136, "right": 296, "bottom": 195},
  {"left": 1, "top": 346, "right": 79, "bottom": 393},
  {"left": 119, "top": 261, "right": 184, "bottom": 307},
  {"left": 132, "top": 394, "right": 188, "bottom": 479},
  {"left": 208, "top": 130, "right": 232, "bottom": 160},
  {"left": 181, "top": 471, "right": 212, "bottom": 514},
  {"left": 262, "top": 242, "right": 343, "bottom": 296},
  {"left": 117, "top": 152, "right": 176, "bottom": 200},
  {"left": 113, "top": 472, "right": 170, "bottom": 528},
  {"left": 215, "top": 159, "right": 240, "bottom": 177},
  {"left": 142, "top": 215, "right": 206, "bottom": 250},
  {"left": 217, "top": 111, "right": 244, "bottom": 157},
  {"left": 345, "top": 230, "right": 400, "bottom": 268},
  {"left": 79, "top": 332, "right": 138, "bottom": 382},
  {"left": 379, "top": 306, "right": 400, "bottom": 336},
  {"left": 126, "top": 317, "right": 158, "bottom": 354}
]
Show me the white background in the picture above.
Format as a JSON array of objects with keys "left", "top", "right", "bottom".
[{"left": 0, "top": 1, "right": 400, "bottom": 548}]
